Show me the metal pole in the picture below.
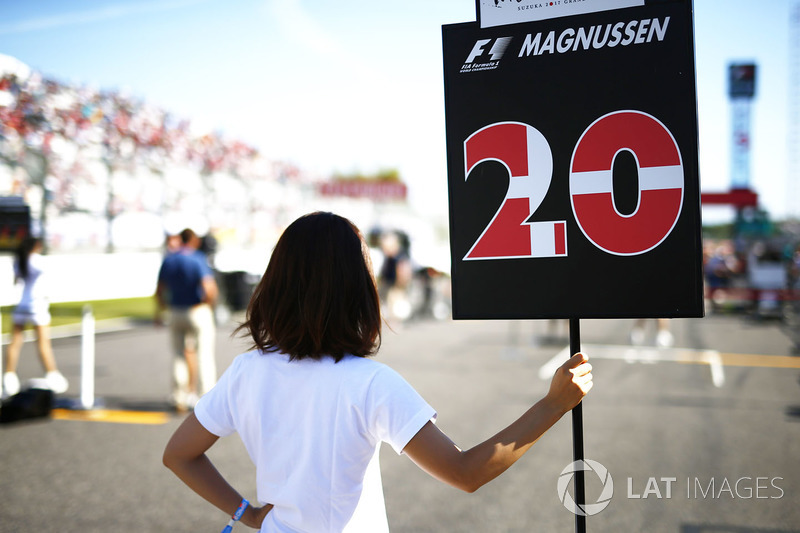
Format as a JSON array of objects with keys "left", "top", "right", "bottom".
[
  {"left": 80, "top": 305, "right": 95, "bottom": 409},
  {"left": 569, "top": 317, "right": 586, "bottom": 533},
  {"left": 105, "top": 160, "right": 115, "bottom": 254},
  {"left": 1, "top": 308, "right": 4, "bottom": 381}
]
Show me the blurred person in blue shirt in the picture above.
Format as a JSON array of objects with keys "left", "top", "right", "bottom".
[{"left": 156, "top": 228, "right": 219, "bottom": 411}]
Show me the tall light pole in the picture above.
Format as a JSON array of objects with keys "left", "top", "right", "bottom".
[{"left": 729, "top": 63, "right": 756, "bottom": 191}]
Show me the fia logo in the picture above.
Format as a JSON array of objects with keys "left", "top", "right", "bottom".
[{"left": 461, "top": 37, "right": 512, "bottom": 72}]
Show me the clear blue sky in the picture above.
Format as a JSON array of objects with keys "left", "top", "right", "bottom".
[{"left": 1, "top": 0, "right": 797, "bottom": 221}]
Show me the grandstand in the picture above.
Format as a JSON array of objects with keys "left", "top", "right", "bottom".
[
  {"left": 0, "top": 55, "right": 451, "bottom": 311},
  {"left": 0, "top": 54, "right": 323, "bottom": 255}
]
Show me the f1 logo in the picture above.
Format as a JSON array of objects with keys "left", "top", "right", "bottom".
[{"left": 465, "top": 37, "right": 513, "bottom": 63}]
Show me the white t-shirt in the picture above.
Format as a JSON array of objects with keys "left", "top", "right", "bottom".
[
  {"left": 194, "top": 350, "right": 437, "bottom": 533},
  {"left": 13, "top": 253, "right": 51, "bottom": 325}
]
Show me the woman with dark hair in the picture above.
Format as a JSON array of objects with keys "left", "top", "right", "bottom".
[
  {"left": 2, "top": 237, "right": 68, "bottom": 397},
  {"left": 163, "top": 212, "right": 593, "bottom": 532}
]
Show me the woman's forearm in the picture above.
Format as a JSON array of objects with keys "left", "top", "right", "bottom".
[
  {"left": 165, "top": 453, "right": 244, "bottom": 517},
  {"left": 163, "top": 413, "right": 269, "bottom": 527},
  {"left": 404, "top": 352, "right": 592, "bottom": 493},
  {"left": 165, "top": 454, "right": 270, "bottom": 527},
  {"left": 459, "top": 397, "right": 565, "bottom": 492}
]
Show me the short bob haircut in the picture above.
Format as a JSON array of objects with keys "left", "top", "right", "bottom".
[{"left": 238, "top": 212, "right": 382, "bottom": 362}]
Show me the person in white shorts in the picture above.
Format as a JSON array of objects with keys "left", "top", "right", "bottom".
[
  {"left": 163, "top": 212, "right": 593, "bottom": 532},
  {"left": 2, "top": 237, "right": 68, "bottom": 398}
]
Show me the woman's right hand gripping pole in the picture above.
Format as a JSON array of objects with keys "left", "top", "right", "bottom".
[{"left": 544, "top": 352, "right": 593, "bottom": 416}]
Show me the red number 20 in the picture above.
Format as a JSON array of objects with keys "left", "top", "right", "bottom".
[{"left": 463, "top": 111, "right": 684, "bottom": 260}]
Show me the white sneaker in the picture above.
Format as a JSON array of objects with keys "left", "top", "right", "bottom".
[
  {"left": 3, "top": 372, "right": 20, "bottom": 397},
  {"left": 44, "top": 371, "right": 69, "bottom": 394},
  {"left": 656, "top": 330, "right": 674, "bottom": 348}
]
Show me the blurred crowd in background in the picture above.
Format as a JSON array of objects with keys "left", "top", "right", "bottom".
[
  {"left": 703, "top": 234, "right": 800, "bottom": 329},
  {"left": 0, "top": 63, "right": 453, "bottom": 322},
  {"left": 0, "top": 68, "right": 315, "bottom": 253}
]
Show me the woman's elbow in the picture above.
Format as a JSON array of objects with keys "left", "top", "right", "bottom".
[
  {"left": 449, "top": 463, "right": 488, "bottom": 493},
  {"left": 417, "top": 460, "right": 483, "bottom": 493},
  {"left": 458, "top": 471, "right": 493, "bottom": 493},
  {"left": 451, "top": 452, "right": 506, "bottom": 493},
  {"left": 457, "top": 481, "right": 481, "bottom": 494},
  {"left": 162, "top": 445, "right": 180, "bottom": 471},
  {"left": 162, "top": 449, "right": 174, "bottom": 470}
]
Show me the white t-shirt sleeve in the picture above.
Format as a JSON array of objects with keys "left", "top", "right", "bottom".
[
  {"left": 194, "top": 356, "right": 240, "bottom": 437},
  {"left": 366, "top": 365, "right": 437, "bottom": 455}
]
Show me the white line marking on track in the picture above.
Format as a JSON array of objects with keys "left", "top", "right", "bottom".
[{"left": 538, "top": 344, "right": 726, "bottom": 388}]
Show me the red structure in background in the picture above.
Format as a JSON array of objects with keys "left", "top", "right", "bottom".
[
  {"left": 318, "top": 180, "right": 407, "bottom": 202},
  {"left": 700, "top": 187, "right": 758, "bottom": 208}
]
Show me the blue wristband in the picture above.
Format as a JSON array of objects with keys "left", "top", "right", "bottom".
[
  {"left": 232, "top": 499, "right": 249, "bottom": 521},
  {"left": 221, "top": 499, "right": 249, "bottom": 533}
]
